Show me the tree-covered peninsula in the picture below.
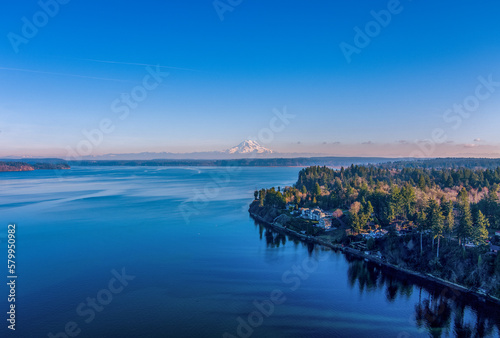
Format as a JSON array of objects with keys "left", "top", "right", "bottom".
[
  {"left": 0, "top": 161, "right": 70, "bottom": 172},
  {"left": 250, "top": 164, "right": 500, "bottom": 298}
]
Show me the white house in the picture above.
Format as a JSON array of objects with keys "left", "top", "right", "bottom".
[
  {"left": 311, "top": 208, "right": 325, "bottom": 221},
  {"left": 300, "top": 208, "right": 311, "bottom": 218},
  {"left": 300, "top": 207, "right": 328, "bottom": 221}
]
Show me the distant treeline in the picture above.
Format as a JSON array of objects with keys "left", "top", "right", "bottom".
[
  {"left": 69, "top": 157, "right": 397, "bottom": 167},
  {"left": 4, "top": 157, "right": 500, "bottom": 170},
  {"left": 0, "top": 161, "right": 70, "bottom": 172},
  {"left": 378, "top": 158, "right": 500, "bottom": 170},
  {"left": 32, "top": 163, "right": 71, "bottom": 170},
  {"left": 69, "top": 157, "right": 500, "bottom": 169}
]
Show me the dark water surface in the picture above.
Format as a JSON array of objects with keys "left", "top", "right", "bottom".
[{"left": 0, "top": 166, "right": 499, "bottom": 337}]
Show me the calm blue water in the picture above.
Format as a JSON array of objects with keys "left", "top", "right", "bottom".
[{"left": 0, "top": 167, "right": 498, "bottom": 337}]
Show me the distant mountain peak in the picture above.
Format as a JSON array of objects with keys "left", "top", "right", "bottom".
[{"left": 225, "top": 140, "right": 273, "bottom": 154}]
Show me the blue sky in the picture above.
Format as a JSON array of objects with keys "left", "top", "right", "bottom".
[{"left": 1, "top": 0, "right": 500, "bottom": 158}]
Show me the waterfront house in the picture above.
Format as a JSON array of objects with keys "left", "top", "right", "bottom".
[
  {"left": 300, "top": 208, "right": 310, "bottom": 218},
  {"left": 362, "top": 229, "right": 388, "bottom": 239},
  {"left": 300, "top": 207, "right": 327, "bottom": 220},
  {"left": 311, "top": 209, "right": 325, "bottom": 221}
]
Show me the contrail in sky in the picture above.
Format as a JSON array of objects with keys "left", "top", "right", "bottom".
[{"left": 0, "top": 66, "right": 134, "bottom": 83}]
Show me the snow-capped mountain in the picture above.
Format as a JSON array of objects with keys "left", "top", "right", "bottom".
[
  {"left": 62, "top": 140, "right": 281, "bottom": 160},
  {"left": 225, "top": 140, "right": 273, "bottom": 154}
]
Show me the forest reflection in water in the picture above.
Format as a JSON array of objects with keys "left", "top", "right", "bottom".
[
  {"left": 346, "top": 256, "right": 500, "bottom": 337},
  {"left": 256, "top": 223, "right": 500, "bottom": 338}
]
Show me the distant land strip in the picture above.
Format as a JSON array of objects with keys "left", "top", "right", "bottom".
[
  {"left": 0, "top": 161, "right": 70, "bottom": 172},
  {"left": 68, "top": 157, "right": 500, "bottom": 169},
  {"left": 2, "top": 157, "right": 500, "bottom": 172}
]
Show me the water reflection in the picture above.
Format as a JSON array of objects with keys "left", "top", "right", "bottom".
[
  {"left": 345, "top": 255, "right": 413, "bottom": 301},
  {"left": 415, "top": 292, "right": 452, "bottom": 338},
  {"left": 261, "top": 225, "right": 287, "bottom": 247},
  {"left": 255, "top": 223, "right": 500, "bottom": 337},
  {"left": 346, "top": 254, "right": 500, "bottom": 337},
  {"left": 256, "top": 223, "right": 300, "bottom": 249}
]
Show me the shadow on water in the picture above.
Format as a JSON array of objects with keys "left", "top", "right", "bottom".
[
  {"left": 345, "top": 255, "right": 413, "bottom": 301},
  {"left": 345, "top": 254, "right": 500, "bottom": 338},
  {"left": 261, "top": 225, "right": 287, "bottom": 248},
  {"left": 255, "top": 221, "right": 500, "bottom": 338},
  {"left": 256, "top": 222, "right": 316, "bottom": 255}
]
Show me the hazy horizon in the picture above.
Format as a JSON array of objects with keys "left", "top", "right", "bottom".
[{"left": 3, "top": 138, "right": 500, "bottom": 160}]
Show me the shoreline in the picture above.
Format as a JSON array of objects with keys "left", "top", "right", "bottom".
[
  {"left": 0, "top": 168, "right": 71, "bottom": 173},
  {"left": 249, "top": 211, "right": 500, "bottom": 307}
]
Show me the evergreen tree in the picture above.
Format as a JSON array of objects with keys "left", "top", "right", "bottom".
[
  {"left": 446, "top": 175, "right": 454, "bottom": 188},
  {"left": 349, "top": 202, "right": 362, "bottom": 234},
  {"left": 259, "top": 189, "right": 265, "bottom": 207},
  {"left": 484, "top": 188, "right": 500, "bottom": 227},
  {"left": 366, "top": 201, "right": 374, "bottom": 220},
  {"left": 418, "top": 176, "right": 426, "bottom": 190},
  {"left": 441, "top": 199, "right": 455, "bottom": 239},
  {"left": 314, "top": 182, "right": 321, "bottom": 196},
  {"left": 473, "top": 210, "right": 489, "bottom": 246},
  {"left": 457, "top": 187, "right": 468, "bottom": 205},
  {"left": 416, "top": 209, "right": 428, "bottom": 255},
  {"left": 427, "top": 199, "right": 444, "bottom": 257},
  {"left": 401, "top": 183, "right": 416, "bottom": 219},
  {"left": 457, "top": 201, "right": 473, "bottom": 245},
  {"left": 390, "top": 185, "right": 403, "bottom": 219}
]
